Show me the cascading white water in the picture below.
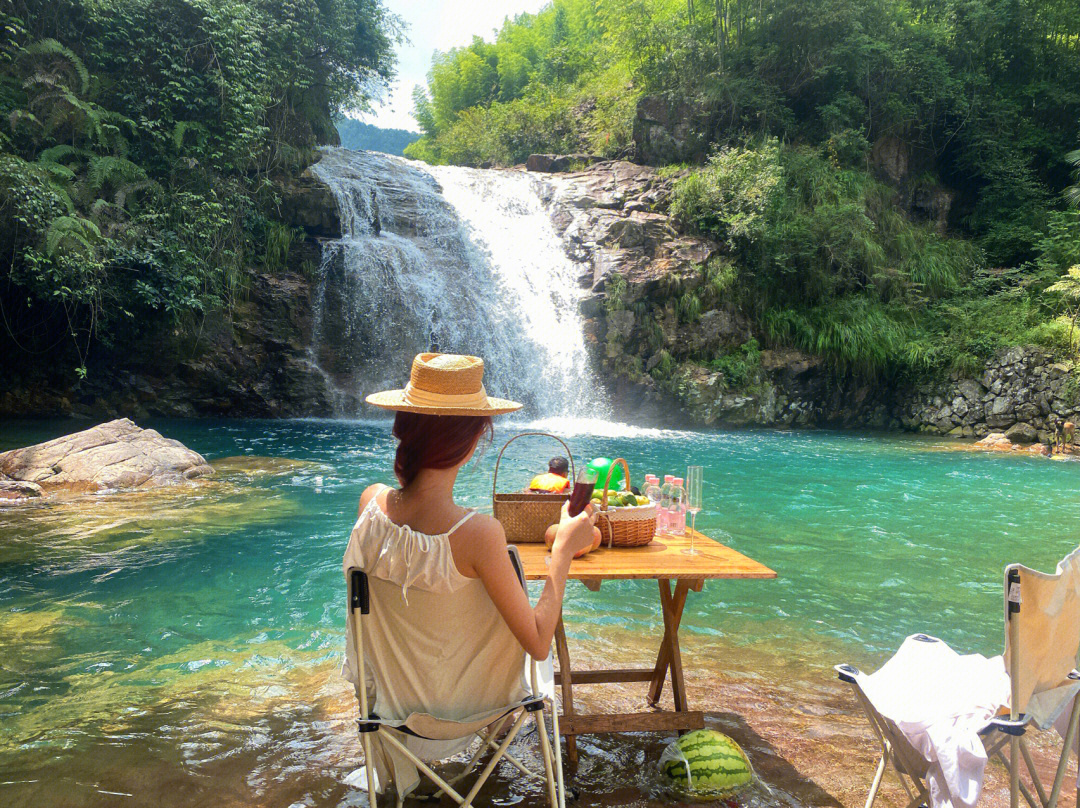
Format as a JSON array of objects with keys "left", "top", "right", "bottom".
[{"left": 309, "top": 147, "right": 607, "bottom": 418}]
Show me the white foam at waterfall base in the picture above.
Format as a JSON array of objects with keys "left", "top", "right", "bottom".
[
  {"left": 309, "top": 147, "right": 609, "bottom": 419},
  {"left": 517, "top": 416, "right": 698, "bottom": 441}
]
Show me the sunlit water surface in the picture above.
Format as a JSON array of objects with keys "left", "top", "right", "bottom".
[{"left": 2, "top": 418, "right": 1078, "bottom": 807}]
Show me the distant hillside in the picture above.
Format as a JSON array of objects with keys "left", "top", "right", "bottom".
[{"left": 336, "top": 118, "right": 420, "bottom": 156}]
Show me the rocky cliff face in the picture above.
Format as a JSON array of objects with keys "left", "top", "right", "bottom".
[
  {"left": 898, "top": 346, "right": 1080, "bottom": 442},
  {"left": 0, "top": 168, "right": 343, "bottom": 419},
  {"left": 534, "top": 157, "right": 1075, "bottom": 435},
  {"left": 534, "top": 159, "right": 890, "bottom": 427}
]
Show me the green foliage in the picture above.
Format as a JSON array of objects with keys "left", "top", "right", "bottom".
[
  {"left": 671, "top": 141, "right": 982, "bottom": 362},
  {"left": 264, "top": 222, "right": 299, "bottom": 274},
  {"left": 335, "top": 118, "right": 419, "bottom": 155},
  {"left": 710, "top": 339, "right": 761, "bottom": 388},
  {"left": 0, "top": 0, "right": 399, "bottom": 374},
  {"left": 605, "top": 273, "right": 627, "bottom": 312},
  {"left": 404, "top": 0, "right": 639, "bottom": 166},
  {"left": 409, "top": 0, "right": 1080, "bottom": 259},
  {"left": 670, "top": 140, "right": 782, "bottom": 245}
]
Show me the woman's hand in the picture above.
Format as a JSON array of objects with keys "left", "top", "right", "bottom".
[{"left": 551, "top": 501, "right": 597, "bottom": 560}]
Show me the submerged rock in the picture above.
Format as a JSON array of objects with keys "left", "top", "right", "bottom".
[
  {"left": 0, "top": 418, "right": 213, "bottom": 494},
  {"left": 0, "top": 477, "right": 43, "bottom": 501}
]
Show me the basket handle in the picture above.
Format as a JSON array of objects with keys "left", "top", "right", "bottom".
[
  {"left": 491, "top": 432, "right": 577, "bottom": 503},
  {"left": 598, "top": 457, "right": 632, "bottom": 509},
  {"left": 598, "top": 457, "right": 633, "bottom": 549}
]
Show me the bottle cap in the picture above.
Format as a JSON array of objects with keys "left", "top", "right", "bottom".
[
  {"left": 664, "top": 474, "right": 674, "bottom": 482},
  {"left": 674, "top": 478, "right": 683, "bottom": 485}
]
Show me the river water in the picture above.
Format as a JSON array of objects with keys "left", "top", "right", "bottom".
[{"left": 2, "top": 417, "right": 1078, "bottom": 807}]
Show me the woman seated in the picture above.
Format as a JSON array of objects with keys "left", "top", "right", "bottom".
[{"left": 343, "top": 353, "right": 596, "bottom": 797}]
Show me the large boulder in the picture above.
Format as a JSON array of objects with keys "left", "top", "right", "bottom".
[
  {"left": 0, "top": 419, "right": 213, "bottom": 492},
  {"left": 1005, "top": 422, "right": 1039, "bottom": 444},
  {"left": 280, "top": 170, "right": 341, "bottom": 238}
]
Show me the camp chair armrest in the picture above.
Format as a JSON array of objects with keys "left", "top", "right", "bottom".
[
  {"left": 982, "top": 714, "right": 1030, "bottom": 736},
  {"left": 835, "top": 663, "right": 861, "bottom": 683}
]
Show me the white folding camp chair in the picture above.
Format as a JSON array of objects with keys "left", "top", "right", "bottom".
[
  {"left": 346, "top": 545, "right": 566, "bottom": 808},
  {"left": 837, "top": 548, "right": 1080, "bottom": 808}
]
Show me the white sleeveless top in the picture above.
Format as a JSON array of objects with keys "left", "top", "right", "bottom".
[{"left": 345, "top": 486, "right": 476, "bottom": 602}]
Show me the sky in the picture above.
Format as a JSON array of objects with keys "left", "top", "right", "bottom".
[{"left": 354, "top": 0, "right": 549, "bottom": 133}]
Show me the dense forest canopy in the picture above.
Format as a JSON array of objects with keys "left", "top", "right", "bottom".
[
  {"left": 0, "top": 0, "right": 399, "bottom": 376},
  {"left": 335, "top": 117, "right": 419, "bottom": 154},
  {"left": 408, "top": 0, "right": 1080, "bottom": 382}
]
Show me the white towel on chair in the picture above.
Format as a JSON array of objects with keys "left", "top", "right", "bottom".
[{"left": 856, "top": 635, "right": 1011, "bottom": 808}]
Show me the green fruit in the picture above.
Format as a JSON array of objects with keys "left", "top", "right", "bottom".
[{"left": 661, "top": 729, "right": 753, "bottom": 800}]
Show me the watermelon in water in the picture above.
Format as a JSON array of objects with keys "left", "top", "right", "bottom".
[{"left": 659, "top": 729, "right": 753, "bottom": 800}]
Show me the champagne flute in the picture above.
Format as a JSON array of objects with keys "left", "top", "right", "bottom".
[{"left": 683, "top": 465, "right": 703, "bottom": 556}]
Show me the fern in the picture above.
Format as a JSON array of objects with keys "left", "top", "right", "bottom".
[
  {"left": 113, "top": 178, "right": 157, "bottom": 209},
  {"left": 20, "top": 38, "right": 89, "bottom": 95},
  {"left": 173, "top": 121, "right": 209, "bottom": 151},
  {"left": 45, "top": 215, "right": 101, "bottom": 257},
  {"left": 7, "top": 108, "right": 40, "bottom": 132},
  {"left": 87, "top": 155, "right": 145, "bottom": 193},
  {"left": 38, "top": 144, "right": 87, "bottom": 165},
  {"left": 38, "top": 161, "right": 76, "bottom": 182},
  {"left": 1066, "top": 150, "right": 1080, "bottom": 210}
]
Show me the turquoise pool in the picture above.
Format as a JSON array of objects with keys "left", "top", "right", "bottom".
[{"left": 2, "top": 418, "right": 1077, "bottom": 806}]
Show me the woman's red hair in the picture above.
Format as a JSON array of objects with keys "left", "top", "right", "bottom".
[{"left": 392, "top": 412, "right": 494, "bottom": 487}]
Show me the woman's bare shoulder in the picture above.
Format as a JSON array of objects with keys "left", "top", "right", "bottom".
[
  {"left": 464, "top": 512, "right": 506, "bottom": 544},
  {"left": 357, "top": 483, "right": 386, "bottom": 517},
  {"left": 451, "top": 512, "right": 506, "bottom": 570}
]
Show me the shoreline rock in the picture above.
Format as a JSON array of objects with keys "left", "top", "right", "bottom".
[{"left": 0, "top": 419, "right": 213, "bottom": 500}]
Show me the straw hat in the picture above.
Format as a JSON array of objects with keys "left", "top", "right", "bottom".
[{"left": 365, "top": 353, "right": 522, "bottom": 416}]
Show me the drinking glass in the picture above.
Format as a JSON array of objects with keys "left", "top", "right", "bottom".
[{"left": 682, "top": 465, "right": 703, "bottom": 556}]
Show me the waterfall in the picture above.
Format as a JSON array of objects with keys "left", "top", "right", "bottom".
[{"left": 309, "top": 147, "right": 606, "bottom": 419}]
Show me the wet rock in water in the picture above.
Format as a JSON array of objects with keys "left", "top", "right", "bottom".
[
  {"left": 1005, "top": 422, "right": 1038, "bottom": 444},
  {"left": 211, "top": 455, "right": 329, "bottom": 479},
  {"left": 975, "top": 432, "right": 1015, "bottom": 450},
  {"left": 0, "top": 418, "right": 213, "bottom": 494},
  {"left": 0, "top": 478, "right": 43, "bottom": 501}
]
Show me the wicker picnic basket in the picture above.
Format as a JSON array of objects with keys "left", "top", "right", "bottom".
[
  {"left": 596, "top": 457, "right": 656, "bottom": 548},
  {"left": 492, "top": 432, "right": 575, "bottom": 543}
]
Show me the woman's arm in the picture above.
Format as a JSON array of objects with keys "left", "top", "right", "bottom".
[{"left": 468, "top": 503, "right": 596, "bottom": 659}]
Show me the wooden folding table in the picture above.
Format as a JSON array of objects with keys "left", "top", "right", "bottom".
[{"left": 515, "top": 528, "right": 776, "bottom": 769}]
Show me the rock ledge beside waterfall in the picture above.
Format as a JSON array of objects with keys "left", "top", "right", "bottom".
[{"left": 534, "top": 158, "right": 1080, "bottom": 435}]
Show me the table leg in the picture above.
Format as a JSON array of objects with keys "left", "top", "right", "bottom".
[
  {"left": 647, "top": 579, "right": 690, "bottom": 707},
  {"left": 553, "top": 619, "right": 578, "bottom": 770}
]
